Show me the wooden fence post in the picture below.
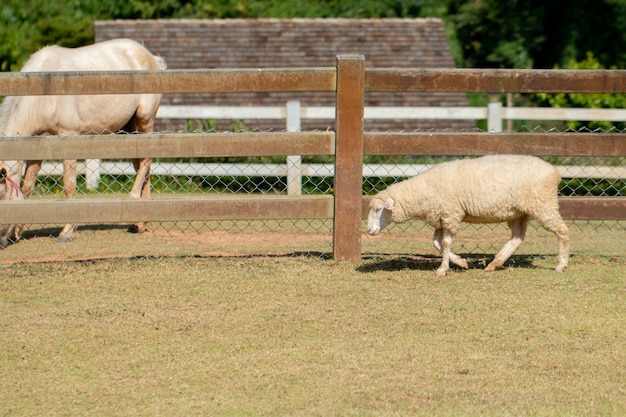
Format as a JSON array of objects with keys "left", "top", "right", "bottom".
[{"left": 333, "top": 54, "right": 365, "bottom": 262}]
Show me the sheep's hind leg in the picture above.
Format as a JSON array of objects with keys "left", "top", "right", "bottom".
[
  {"left": 485, "top": 216, "right": 528, "bottom": 271},
  {"left": 433, "top": 228, "right": 468, "bottom": 270},
  {"left": 536, "top": 213, "right": 570, "bottom": 272}
]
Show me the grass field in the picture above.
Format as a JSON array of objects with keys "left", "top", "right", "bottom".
[{"left": 1, "top": 253, "right": 625, "bottom": 416}]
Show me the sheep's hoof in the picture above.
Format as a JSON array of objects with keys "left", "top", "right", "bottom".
[{"left": 484, "top": 262, "right": 499, "bottom": 271}]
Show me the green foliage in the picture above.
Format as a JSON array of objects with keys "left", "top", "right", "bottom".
[
  {"left": 4, "top": 0, "right": 626, "bottom": 71},
  {"left": 0, "top": 0, "right": 445, "bottom": 71},
  {"left": 535, "top": 53, "right": 626, "bottom": 130},
  {"left": 0, "top": 0, "right": 101, "bottom": 71},
  {"left": 451, "top": 0, "right": 626, "bottom": 69}
]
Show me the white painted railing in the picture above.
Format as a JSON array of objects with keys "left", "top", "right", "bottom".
[
  {"left": 156, "top": 103, "right": 626, "bottom": 126},
  {"left": 68, "top": 102, "right": 626, "bottom": 192}
]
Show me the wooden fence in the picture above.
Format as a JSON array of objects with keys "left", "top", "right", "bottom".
[{"left": 0, "top": 55, "right": 625, "bottom": 262}]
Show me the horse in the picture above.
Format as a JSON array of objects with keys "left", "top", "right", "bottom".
[{"left": 0, "top": 38, "right": 166, "bottom": 248}]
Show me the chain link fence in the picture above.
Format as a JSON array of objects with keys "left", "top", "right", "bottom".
[{"left": 1, "top": 121, "right": 624, "bottom": 264}]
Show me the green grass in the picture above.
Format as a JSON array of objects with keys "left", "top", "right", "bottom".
[{"left": 1, "top": 254, "right": 625, "bottom": 416}]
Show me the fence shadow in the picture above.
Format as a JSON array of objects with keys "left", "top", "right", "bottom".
[{"left": 19, "top": 224, "right": 131, "bottom": 240}]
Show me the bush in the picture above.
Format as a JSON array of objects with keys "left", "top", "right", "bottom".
[{"left": 535, "top": 52, "right": 626, "bottom": 130}]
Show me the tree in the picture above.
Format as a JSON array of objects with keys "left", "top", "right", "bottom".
[
  {"left": 452, "top": 0, "right": 626, "bottom": 69},
  {"left": 3, "top": 0, "right": 626, "bottom": 72}
]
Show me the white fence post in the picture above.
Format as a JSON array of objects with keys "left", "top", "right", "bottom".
[
  {"left": 487, "top": 94, "right": 503, "bottom": 132},
  {"left": 85, "top": 159, "right": 101, "bottom": 190},
  {"left": 286, "top": 100, "right": 302, "bottom": 196}
]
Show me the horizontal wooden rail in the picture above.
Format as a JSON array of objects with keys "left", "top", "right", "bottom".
[
  {"left": 2, "top": 195, "right": 622, "bottom": 226},
  {"left": 5, "top": 68, "right": 626, "bottom": 96},
  {"left": 364, "top": 132, "right": 626, "bottom": 156},
  {"left": 0, "top": 196, "right": 334, "bottom": 224},
  {"left": 366, "top": 68, "right": 626, "bottom": 93},
  {"left": 558, "top": 197, "right": 626, "bottom": 220},
  {"left": 0, "top": 131, "right": 335, "bottom": 160},
  {"left": 0, "top": 68, "right": 337, "bottom": 96},
  {"left": 361, "top": 196, "right": 626, "bottom": 221}
]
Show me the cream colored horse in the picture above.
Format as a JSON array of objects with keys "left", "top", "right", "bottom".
[{"left": 0, "top": 38, "right": 166, "bottom": 247}]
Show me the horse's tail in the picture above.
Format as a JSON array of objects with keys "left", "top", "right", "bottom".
[{"left": 155, "top": 55, "right": 167, "bottom": 70}]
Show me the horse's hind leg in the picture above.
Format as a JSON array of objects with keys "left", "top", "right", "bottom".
[
  {"left": 127, "top": 101, "right": 158, "bottom": 233},
  {"left": 485, "top": 216, "right": 528, "bottom": 271},
  {"left": 57, "top": 159, "right": 77, "bottom": 243},
  {"left": 127, "top": 157, "right": 152, "bottom": 233},
  {"left": 129, "top": 157, "right": 151, "bottom": 199}
]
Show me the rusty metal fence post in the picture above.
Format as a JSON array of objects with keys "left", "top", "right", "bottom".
[{"left": 333, "top": 54, "right": 365, "bottom": 262}]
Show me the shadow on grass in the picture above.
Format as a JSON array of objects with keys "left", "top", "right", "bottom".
[
  {"left": 19, "top": 224, "right": 131, "bottom": 241},
  {"left": 356, "top": 253, "right": 540, "bottom": 273}
]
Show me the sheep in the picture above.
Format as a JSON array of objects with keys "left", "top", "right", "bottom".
[{"left": 366, "top": 155, "right": 570, "bottom": 276}]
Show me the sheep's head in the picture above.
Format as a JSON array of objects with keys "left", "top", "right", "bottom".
[{"left": 366, "top": 196, "right": 395, "bottom": 235}]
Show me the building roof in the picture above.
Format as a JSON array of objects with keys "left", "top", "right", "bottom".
[{"left": 96, "top": 18, "right": 474, "bottom": 131}]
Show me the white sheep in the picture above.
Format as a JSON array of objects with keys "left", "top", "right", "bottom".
[{"left": 366, "top": 155, "right": 570, "bottom": 276}]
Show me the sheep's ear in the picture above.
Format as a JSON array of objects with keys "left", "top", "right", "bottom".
[{"left": 384, "top": 198, "right": 395, "bottom": 211}]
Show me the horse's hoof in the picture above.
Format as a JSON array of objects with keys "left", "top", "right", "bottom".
[
  {"left": 56, "top": 236, "right": 74, "bottom": 243},
  {"left": 127, "top": 224, "right": 146, "bottom": 234}
]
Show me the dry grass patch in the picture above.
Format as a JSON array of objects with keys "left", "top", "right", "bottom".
[{"left": 1, "top": 254, "right": 625, "bottom": 416}]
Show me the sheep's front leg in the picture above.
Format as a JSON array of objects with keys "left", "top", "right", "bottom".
[
  {"left": 57, "top": 159, "right": 77, "bottom": 243},
  {"left": 435, "top": 229, "right": 455, "bottom": 277},
  {"left": 433, "top": 228, "right": 468, "bottom": 270},
  {"left": 485, "top": 216, "right": 528, "bottom": 271}
]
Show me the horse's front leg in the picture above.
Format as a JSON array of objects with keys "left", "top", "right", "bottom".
[
  {"left": 1, "top": 160, "right": 45, "bottom": 246},
  {"left": 57, "top": 159, "right": 77, "bottom": 243},
  {"left": 128, "top": 157, "right": 152, "bottom": 233}
]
